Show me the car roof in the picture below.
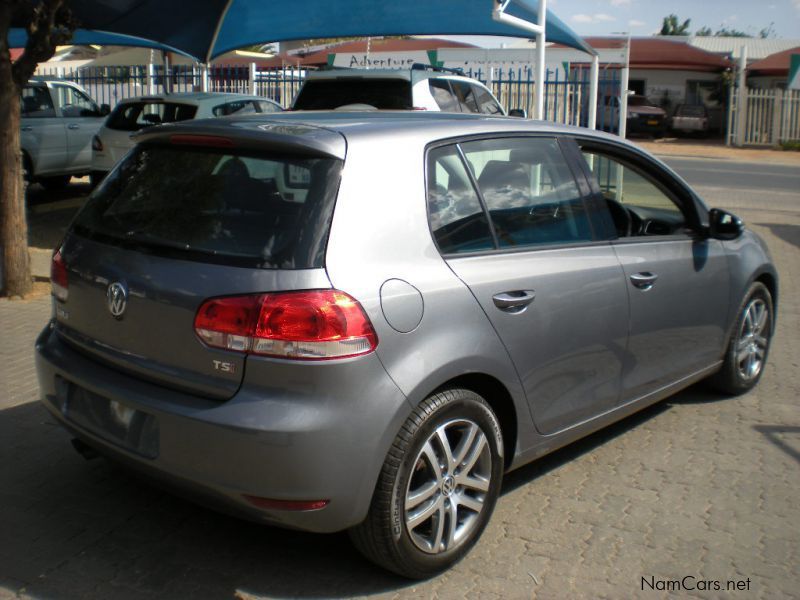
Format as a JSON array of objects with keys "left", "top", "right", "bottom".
[
  {"left": 134, "top": 110, "right": 635, "bottom": 159},
  {"left": 117, "top": 92, "right": 271, "bottom": 106},
  {"left": 304, "top": 68, "right": 483, "bottom": 85}
]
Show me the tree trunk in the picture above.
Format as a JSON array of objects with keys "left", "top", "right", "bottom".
[{"left": 0, "top": 30, "right": 31, "bottom": 297}]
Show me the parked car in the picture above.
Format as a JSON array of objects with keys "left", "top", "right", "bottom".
[
  {"left": 601, "top": 94, "right": 667, "bottom": 137},
  {"left": 37, "top": 112, "right": 776, "bottom": 579},
  {"left": 20, "top": 78, "right": 109, "bottom": 189},
  {"left": 292, "top": 64, "right": 523, "bottom": 116},
  {"left": 90, "top": 92, "right": 282, "bottom": 185},
  {"left": 670, "top": 103, "right": 710, "bottom": 136}
]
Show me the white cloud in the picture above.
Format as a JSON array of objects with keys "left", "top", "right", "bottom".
[
  {"left": 610, "top": 0, "right": 631, "bottom": 6},
  {"left": 793, "top": 0, "right": 800, "bottom": 11},
  {"left": 571, "top": 13, "right": 617, "bottom": 24},
  {"left": 628, "top": 19, "right": 646, "bottom": 27}
]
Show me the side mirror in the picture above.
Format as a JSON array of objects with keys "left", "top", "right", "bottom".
[
  {"left": 508, "top": 108, "right": 526, "bottom": 118},
  {"left": 708, "top": 208, "right": 744, "bottom": 240},
  {"left": 100, "top": 104, "right": 111, "bottom": 116}
]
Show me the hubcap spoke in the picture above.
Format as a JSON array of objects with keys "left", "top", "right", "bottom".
[
  {"left": 404, "top": 418, "right": 493, "bottom": 555},
  {"left": 736, "top": 298, "right": 769, "bottom": 382}
]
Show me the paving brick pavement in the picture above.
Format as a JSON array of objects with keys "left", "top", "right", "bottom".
[{"left": 0, "top": 186, "right": 798, "bottom": 599}]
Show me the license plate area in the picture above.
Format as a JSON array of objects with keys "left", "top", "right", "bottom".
[
  {"left": 56, "top": 377, "right": 159, "bottom": 459},
  {"left": 647, "top": 119, "right": 659, "bottom": 125}
]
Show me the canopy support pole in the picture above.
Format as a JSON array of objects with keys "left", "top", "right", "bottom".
[
  {"left": 492, "top": 0, "right": 546, "bottom": 120},
  {"left": 618, "top": 33, "right": 631, "bottom": 138},
  {"left": 588, "top": 54, "right": 599, "bottom": 129}
]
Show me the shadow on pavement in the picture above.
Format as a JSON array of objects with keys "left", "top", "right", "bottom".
[
  {"left": 755, "top": 223, "right": 800, "bottom": 250},
  {"left": 0, "top": 381, "right": 722, "bottom": 598},
  {"left": 753, "top": 425, "right": 800, "bottom": 465},
  {"left": 0, "top": 401, "right": 410, "bottom": 599},
  {"left": 26, "top": 181, "right": 90, "bottom": 250}
]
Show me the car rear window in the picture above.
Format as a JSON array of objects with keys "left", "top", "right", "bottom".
[
  {"left": 293, "top": 79, "right": 412, "bottom": 110},
  {"left": 72, "top": 144, "right": 342, "bottom": 269},
  {"left": 676, "top": 105, "right": 706, "bottom": 117},
  {"left": 106, "top": 102, "right": 198, "bottom": 131}
]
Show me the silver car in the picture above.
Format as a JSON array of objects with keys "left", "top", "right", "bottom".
[
  {"left": 21, "top": 78, "right": 108, "bottom": 189},
  {"left": 36, "top": 112, "right": 777, "bottom": 578}
]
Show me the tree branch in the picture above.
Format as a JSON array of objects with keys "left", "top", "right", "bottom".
[{"left": 11, "top": 0, "right": 77, "bottom": 87}]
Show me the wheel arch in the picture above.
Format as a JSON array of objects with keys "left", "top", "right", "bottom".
[{"left": 429, "top": 373, "right": 519, "bottom": 470}]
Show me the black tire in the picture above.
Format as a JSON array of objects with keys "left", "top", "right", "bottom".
[
  {"left": 708, "top": 282, "right": 773, "bottom": 395},
  {"left": 41, "top": 175, "right": 72, "bottom": 190},
  {"left": 350, "top": 388, "right": 504, "bottom": 579},
  {"left": 89, "top": 170, "right": 106, "bottom": 190}
]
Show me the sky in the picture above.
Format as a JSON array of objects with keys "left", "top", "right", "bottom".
[
  {"left": 549, "top": 0, "right": 800, "bottom": 38},
  {"left": 446, "top": 0, "right": 800, "bottom": 47}
]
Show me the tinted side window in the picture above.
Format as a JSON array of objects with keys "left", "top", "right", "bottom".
[
  {"left": 581, "top": 150, "right": 687, "bottom": 237},
  {"left": 213, "top": 100, "right": 260, "bottom": 117},
  {"left": 106, "top": 102, "right": 198, "bottom": 131},
  {"left": 428, "top": 79, "right": 460, "bottom": 112},
  {"left": 473, "top": 85, "right": 503, "bottom": 115},
  {"left": 427, "top": 145, "right": 494, "bottom": 254},
  {"left": 450, "top": 81, "right": 480, "bottom": 113},
  {"left": 21, "top": 85, "right": 55, "bottom": 118},
  {"left": 462, "top": 138, "right": 592, "bottom": 248}
]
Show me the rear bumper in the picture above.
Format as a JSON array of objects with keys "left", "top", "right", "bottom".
[{"left": 35, "top": 322, "right": 410, "bottom": 533}]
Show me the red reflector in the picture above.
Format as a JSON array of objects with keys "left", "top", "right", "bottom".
[
  {"left": 169, "top": 134, "right": 235, "bottom": 148},
  {"left": 243, "top": 495, "right": 329, "bottom": 511},
  {"left": 51, "top": 249, "right": 68, "bottom": 301},
  {"left": 194, "top": 290, "right": 378, "bottom": 360}
]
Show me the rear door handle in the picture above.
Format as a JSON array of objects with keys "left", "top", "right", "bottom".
[
  {"left": 630, "top": 272, "right": 658, "bottom": 290},
  {"left": 492, "top": 290, "right": 536, "bottom": 312},
  {"left": 67, "top": 123, "right": 80, "bottom": 130}
]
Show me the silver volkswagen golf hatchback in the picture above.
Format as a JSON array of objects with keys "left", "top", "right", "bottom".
[{"left": 36, "top": 112, "right": 777, "bottom": 578}]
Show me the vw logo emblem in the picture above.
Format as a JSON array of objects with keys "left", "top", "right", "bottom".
[{"left": 107, "top": 282, "right": 128, "bottom": 318}]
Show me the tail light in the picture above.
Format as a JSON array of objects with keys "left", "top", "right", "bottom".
[
  {"left": 51, "top": 249, "right": 68, "bottom": 301},
  {"left": 91, "top": 135, "right": 103, "bottom": 152},
  {"left": 194, "top": 290, "right": 378, "bottom": 360}
]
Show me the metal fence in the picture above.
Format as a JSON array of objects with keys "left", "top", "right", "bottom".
[
  {"left": 37, "top": 62, "right": 623, "bottom": 129},
  {"left": 729, "top": 87, "right": 800, "bottom": 146}
]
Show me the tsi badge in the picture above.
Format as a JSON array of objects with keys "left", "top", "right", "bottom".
[
  {"left": 107, "top": 282, "right": 128, "bottom": 319},
  {"left": 213, "top": 360, "right": 236, "bottom": 374}
]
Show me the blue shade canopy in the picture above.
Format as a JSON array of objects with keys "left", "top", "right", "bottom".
[{"left": 11, "top": 0, "right": 594, "bottom": 63}]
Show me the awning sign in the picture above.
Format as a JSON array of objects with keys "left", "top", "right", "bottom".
[{"left": 789, "top": 54, "right": 800, "bottom": 91}]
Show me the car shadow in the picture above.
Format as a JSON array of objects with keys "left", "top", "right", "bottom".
[
  {"left": 0, "top": 382, "right": 714, "bottom": 598},
  {"left": 26, "top": 181, "right": 91, "bottom": 250},
  {"left": 755, "top": 223, "right": 800, "bottom": 250},
  {"left": 752, "top": 425, "right": 800, "bottom": 465}
]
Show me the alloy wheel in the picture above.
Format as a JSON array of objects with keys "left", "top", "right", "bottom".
[{"left": 735, "top": 298, "right": 769, "bottom": 381}]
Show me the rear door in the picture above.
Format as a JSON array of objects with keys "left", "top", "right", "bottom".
[
  {"left": 576, "top": 140, "right": 730, "bottom": 401},
  {"left": 20, "top": 83, "right": 66, "bottom": 176},
  {"left": 428, "top": 136, "right": 629, "bottom": 435},
  {"left": 56, "top": 135, "right": 345, "bottom": 399}
]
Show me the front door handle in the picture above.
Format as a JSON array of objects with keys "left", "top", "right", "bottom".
[
  {"left": 630, "top": 272, "right": 658, "bottom": 290},
  {"left": 492, "top": 290, "right": 536, "bottom": 312},
  {"left": 67, "top": 123, "right": 80, "bottom": 130}
]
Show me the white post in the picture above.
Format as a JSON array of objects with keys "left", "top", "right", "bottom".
[
  {"left": 201, "top": 64, "right": 209, "bottom": 92},
  {"left": 163, "top": 52, "right": 171, "bottom": 95},
  {"left": 735, "top": 45, "right": 748, "bottom": 147},
  {"left": 147, "top": 63, "right": 156, "bottom": 95},
  {"left": 618, "top": 34, "right": 631, "bottom": 138},
  {"left": 249, "top": 62, "right": 257, "bottom": 95},
  {"left": 588, "top": 54, "right": 599, "bottom": 129},
  {"left": 534, "top": 0, "right": 547, "bottom": 120}
]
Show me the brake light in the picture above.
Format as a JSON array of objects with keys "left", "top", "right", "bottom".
[
  {"left": 51, "top": 249, "right": 68, "bottom": 301},
  {"left": 170, "top": 134, "right": 234, "bottom": 148},
  {"left": 194, "top": 290, "right": 378, "bottom": 360},
  {"left": 91, "top": 135, "right": 103, "bottom": 152}
]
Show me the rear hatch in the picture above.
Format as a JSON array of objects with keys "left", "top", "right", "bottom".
[{"left": 55, "top": 122, "right": 345, "bottom": 400}]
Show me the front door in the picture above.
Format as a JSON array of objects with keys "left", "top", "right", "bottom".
[
  {"left": 577, "top": 142, "right": 730, "bottom": 401},
  {"left": 51, "top": 83, "right": 103, "bottom": 172}
]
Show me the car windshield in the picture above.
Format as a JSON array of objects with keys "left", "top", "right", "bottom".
[
  {"left": 72, "top": 144, "right": 343, "bottom": 268},
  {"left": 106, "top": 102, "right": 198, "bottom": 131},
  {"left": 293, "top": 79, "right": 412, "bottom": 110},
  {"left": 677, "top": 105, "right": 706, "bottom": 117},
  {"left": 628, "top": 96, "right": 657, "bottom": 107}
]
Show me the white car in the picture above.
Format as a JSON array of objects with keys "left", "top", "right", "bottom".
[
  {"left": 21, "top": 78, "right": 108, "bottom": 189},
  {"left": 292, "top": 65, "right": 522, "bottom": 116},
  {"left": 91, "top": 92, "right": 282, "bottom": 184}
]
